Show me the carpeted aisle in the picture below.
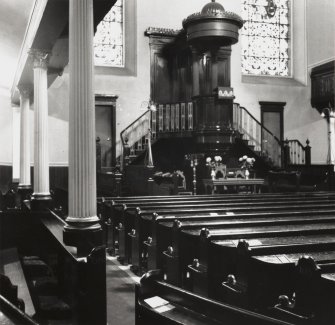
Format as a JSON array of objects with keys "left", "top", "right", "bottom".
[{"left": 106, "top": 256, "right": 140, "bottom": 325}]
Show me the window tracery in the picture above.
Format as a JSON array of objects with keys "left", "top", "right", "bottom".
[
  {"left": 94, "top": 0, "right": 124, "bottom": 67},
  {"left": 241, "top": 0, "right": 290, "bottom": 77}
]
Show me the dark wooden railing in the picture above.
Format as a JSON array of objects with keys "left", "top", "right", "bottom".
[
  {"left": 120, "top": 102, "right": 193, "bottom": 170},
  {"left": 119, "top": 101, "right": 310, "bottom": 169},
  {"left": 0, "top": 295, "right": 38, "bottom": 325},
  {"left": 233, "top": 103, "right": 283, "bottom": 167},
  {"left": 284, "top": 139, "right": 311, "bottom": 166},
  {"left": 33, "top": 210, "right": 106, "bottom": 325}
]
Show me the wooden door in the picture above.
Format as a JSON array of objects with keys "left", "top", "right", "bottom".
[
  {"left": 260, "top": 101, "right": 285, "bottom": 166},
  {"left": 95, "top": 95, "right": 117, "bottom": 168}
]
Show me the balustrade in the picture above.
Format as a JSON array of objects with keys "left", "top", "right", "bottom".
[
  {"left": 285, "top": 139, "right": 310, "bottom": 166},
  {"left": 120, "top": 102, "right": 194, "bottom": 169},
  {"left": 233, "top": 103, "right": 282, "bottom": 167}
]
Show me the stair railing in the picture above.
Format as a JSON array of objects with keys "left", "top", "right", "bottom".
[
  {"left": 120, "top": 102, "right": 194, "bottom": 170},
  {"left": 233, "top": 103, "right": 283, "bottom": 167},
  {"left": 284, "top": 139, "right": 311, "bottom": 166},
  {"left": 120, "top": 110, "right": 151, "bottom": 170}
]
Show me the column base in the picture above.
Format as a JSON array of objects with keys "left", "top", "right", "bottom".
[
  {"left": 17, "top": 185, "right": 33, "bottom": 209},
  {"left": 63, "top": 221, "right": 103, "bottom": 257},
  {"left": 30, "top": 193, "right": 53, "bottom": 211}
]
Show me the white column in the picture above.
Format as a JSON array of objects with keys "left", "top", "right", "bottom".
[
  {"left": 12, "top": 105, "right": 21, "bottom": 183},
  {"left": 30, "top": 50, "right": 51, "bottom": 200},
  {"left": 17, "top": 86, "right": 31, "bottom": 188},
  {"left": 66, "top": 0, "right": 99, "bottom": 226},
  {"left": 330, "top": 114, "right": 335, "bottom": 168}
]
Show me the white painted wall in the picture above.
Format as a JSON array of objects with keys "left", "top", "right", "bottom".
[{"left": 1, "top": 0, "right": 334, "bottom": 166}]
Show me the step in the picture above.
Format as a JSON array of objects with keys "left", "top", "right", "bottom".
[
  {"left": 0, "top": 248, "right": 35, "bottom": 316},
  {"left": 22, "top": 257, "right": 52, "bottom": 278},
  {"left": 37, "top": 295, "right": 71, "bottom": 319},
  {"left": 30, "top": 276, "right": 58, "bottom": 295}
]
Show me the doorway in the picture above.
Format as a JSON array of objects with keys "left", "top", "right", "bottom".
[{"left": 259, "top": 101, "right": 285, "bottom": 165}]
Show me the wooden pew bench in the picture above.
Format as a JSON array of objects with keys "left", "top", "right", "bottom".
[
  {"left": 125, "top": 199, "right": 335, "bottom": 270},
  {"left": 271, "top": 257, "right": 335, "bottom": 325},
  {"left": 184, "top": 229, "right": 335, "bottom": 309},
  {"left": 144, "top": 208, "right": 335, "bottom": 273},
  {"left": 135, "top": 271, "right": 293, "bottom": 325},
  {"left": 135, "top": 270, "right": 292, "bottom": 325},
  {"left": 102, "top": 192, "right": 335, "bottom": 256},
  {"left": 163, "top": 221, "right": 335, "bottom": 288}
]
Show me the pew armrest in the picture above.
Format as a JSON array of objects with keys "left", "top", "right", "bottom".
[{"left": 270, "top": 305, "right": 315, "bottom": 324}]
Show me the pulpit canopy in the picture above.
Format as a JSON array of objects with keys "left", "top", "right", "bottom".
[{"left": 182, "top": 0, "right": 243, "bottom": 51}]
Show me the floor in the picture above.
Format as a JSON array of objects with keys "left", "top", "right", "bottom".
[{"left": 106, "top": 256, "right": 140, "bottom": 325}]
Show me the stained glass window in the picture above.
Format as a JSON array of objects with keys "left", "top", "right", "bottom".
[
  {"left": 94, "top": 0, "right": 124, "bottom": 67},
  {"left": 241, "top": 0, "right": 290, "bottom": 76}
]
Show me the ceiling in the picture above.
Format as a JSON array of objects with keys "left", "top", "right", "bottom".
[{"left": 0, "top": 0, "right": 34, "bottom": 90}]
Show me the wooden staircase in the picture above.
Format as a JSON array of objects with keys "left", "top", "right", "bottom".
[{"left": 119, "top": 102, "right": 311, "bottom": 171}]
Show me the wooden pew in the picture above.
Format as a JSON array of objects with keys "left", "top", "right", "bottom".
[
  {"left": 144, "top": 208, "right": 335, "bottom": 273},
  {"left": 125, "top": 199, "right": 335, "bottom": 269},
  {"left": 102, "top": 192, "right": 335, "bottom": 255},
  {"left": 135, "top": 269, "right": 293, "bottom": 325},
  {"left": 271, "top": 257, "right": 335, "bottom": 325},
  {"left": 184, "top": 229, "right": 335, "bottom": 309},
  {"left": 163, "top": 221, "right": 335, "bottom": 288}
]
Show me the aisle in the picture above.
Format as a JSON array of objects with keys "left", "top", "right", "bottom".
[{"left": 106, "top": 256, "right": 140, "bottom": 325}]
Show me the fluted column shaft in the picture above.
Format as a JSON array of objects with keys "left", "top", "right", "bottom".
[
  {"left": 67, "top": 0, "right": 98, "bottom": 224},
  {"left": 31, "top": 50, "right": 50, "bottom": 197},
  {"left": 18, "top": 86, "right": 31, "bottom": 187},
  {"left": 330, "top": 115, "right": 335, "bottom": 167}
]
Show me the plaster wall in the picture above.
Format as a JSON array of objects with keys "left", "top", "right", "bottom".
[
  {"left": 1, "top": 0, "right": 334, "bottom": 167},
  {"left": 93, "top": 0, "right": 334, "bottom": 164},
  {"left": 0, "top": 89, "right": 14, "bottom": 165}
]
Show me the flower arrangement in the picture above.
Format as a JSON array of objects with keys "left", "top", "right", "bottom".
[
  {"left": 206, "top": 156, "right": 223, "bottom": 180},
  {"left": 239, "top": 155, "right": 255, "bottom": 179},
  {"left": 206, "top": 156, "right": 222, "bottom": 168},
  {"left": 239, "top": 155, "right": 255, "bottom": 169}
]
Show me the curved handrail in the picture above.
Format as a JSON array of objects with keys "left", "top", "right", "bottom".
[
  {"left": 120, "top": 109, "right": 150, "bottom": 148},
  {"left": 239, "top": 105, "right": 282, "bottom": 145}
]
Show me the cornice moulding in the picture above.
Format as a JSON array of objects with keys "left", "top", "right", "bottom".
[{"left": 11, "top": 0, "right": 48, "bottom": 105}]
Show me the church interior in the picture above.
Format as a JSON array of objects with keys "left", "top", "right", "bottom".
[{"left": 0, "top": 0, "right": 335, "bottom": 324}]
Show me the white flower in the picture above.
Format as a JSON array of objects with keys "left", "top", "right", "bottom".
[
  {"left": 246, "top": 157, "right": 252, "bottom": 164},
  {"left": 214, "top": 156, "right": 221, "bottom": 162},
  {"left": 242, "top": 155, "right": 247, "bottom": 160},
  {"left": 239, "top": 157, "right": 243, "bottom": 162},
  {"left": 206, "top": 157, "right": 212, "bottom": 163}
]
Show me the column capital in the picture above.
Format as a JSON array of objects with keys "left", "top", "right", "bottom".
[
  {"left": 17, "top": 84, "right": 31, "bottom": 98},
  {"left": 29, "top": 49, "right": 50, "bottom": 69}
]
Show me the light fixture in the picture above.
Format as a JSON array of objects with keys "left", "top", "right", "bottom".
[{"left": 148, "top": 100, "right": 157, "bottom": 112}]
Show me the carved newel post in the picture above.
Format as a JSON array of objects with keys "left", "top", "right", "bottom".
[
  {"left": 30, "top": 50, "right": 52, "bottom": 210},
  {"left": 63, "top": 0, "right": 102, "bottom": 255}
]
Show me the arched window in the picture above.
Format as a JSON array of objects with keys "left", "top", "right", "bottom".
[
  {"left": 241, "top": 0, "right": 291, "bottom": 77},
  {"left": 94, "top": 0, "right": 124, "bottom": 67}
]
